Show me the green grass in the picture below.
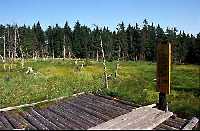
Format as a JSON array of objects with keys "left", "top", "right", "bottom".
[{"left": 0, "top": 59, "right": 199, "bottom": 119}]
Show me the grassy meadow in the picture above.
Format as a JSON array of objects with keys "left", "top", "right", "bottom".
[{"left": 0, "top": 59, "right": 199, "bottom": 119}]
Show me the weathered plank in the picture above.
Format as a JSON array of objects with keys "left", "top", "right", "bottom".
[
  {"left": 3, "top": 112, "right": 36, "bottom": 130},
  {"left": 96, "top": 94, "right": 140, "bottom": 108},
  {"left": 163, "top": 117, "right": 187, "bottom": 129},
  {"left": 122, "top": 110, "right": 173, "bottom": 130},
  {"left": 80, "top": 94, "right": 130, "bottom": 115},
  {"left": 0, "top": 114, "right": 14, "bottom": 129},
  {"left": 55, "top": 102, "right": 99, "bottom": 127},
  {"left": 157, "top": 123, "right": 179, "bottom": 130},
  {"left": 35, "top": 108, "right": 72, "bottom": 129},
  {"left": 29, "top": 108, "right": 61, "bottom": 130},
  {"left": 0, "top": 120, "right": 6, "bottom": 130},
  {"left": 76, "top": 95, "right": 125, "bottom": 117},
  {"left": 65, "top": 100, "right": 111, "bottom": 121},
  {"left": 12, "top": 113, "right": 37, "bottom": 130},
  {"left": 89, "top": 106, "right": 153, "bottom": 130},
  {"left": 48, "top": 104, "right": 93, "bottom": 129},
  {"left": 47, "top": 106, "right": 85, "bottom": 130},
  {"left": 59, "top": 102, "right": 104, "bottom": 125},
  {"left": 20, "top": 111, "right": 49, "bottom": 130},
  {"left": 182, "top": 117, "right": 199, "bottom": 130},
  {"left": 72, "top": 96, "right": 119, "bottom": 118},
  {"left": 89, "top": 106, "right": 173, "bottom": 130}
]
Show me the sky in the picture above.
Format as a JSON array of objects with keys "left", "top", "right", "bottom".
[{"left": 0, "top": 0, "right": 199, "bottom": 35}]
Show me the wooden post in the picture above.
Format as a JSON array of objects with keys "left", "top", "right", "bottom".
[{"left": 157, "top": 41, "right": 171, "bottom": 111}]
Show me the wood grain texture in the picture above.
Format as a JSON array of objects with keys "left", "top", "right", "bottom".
[{"left": 89, "top": 106, "right": 173, "bottom": 130}]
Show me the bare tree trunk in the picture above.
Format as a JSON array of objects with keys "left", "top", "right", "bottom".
[
  {"left": 67, "top": 45, "right": 71, "bottom": 59},
  {"left": 63, "top": 45, "right": 66, "bottom": 59},
  {"left": 100, "top": 36, "right": 108, "bottom": 89},
  {"left": 115, "top": 45, "right": 121, "bottom": 78},
  {"left": 52, "top": 49, "right": 55, "bottom": 59},
  {"left": 3, "top": 36, "right": 5, "bottom": 62},
  {"left": 14, "top": 28, "right": 17, "bottom": 61},
  {"left": 20, "top": 46, "right": 24, "bottom": 69},
  {"left": 63, "top": 35, "right": 66, "bottom": 60},
  {"left": 3, "top": 36, "right": 6, "bottom": 71},
  {"left": 8, "top": 29, "right": 10, "bottom": 60}
]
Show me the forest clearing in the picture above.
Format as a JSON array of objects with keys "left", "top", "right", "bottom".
[{"left": 0, "top": 59, "right": 199, "bottom": 119}]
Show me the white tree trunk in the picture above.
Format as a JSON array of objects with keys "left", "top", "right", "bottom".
[
  {"left": 68, "top": 46, "right": 71, "bottom": 59},
  {"left": 63, "top": 35, "right": 66, "bottom": 59},
  {"left": 52, "top": 49, "right": 55, "bottom": 59},
  {"left": 14, "top": 28, "right": 17, "bottom": 61},
  {"left": 100, "top": 36, "right": 108, "bottom": 89},
  {"left": 63, "top": 45, "right": 66, "bottom": 59},
  {"left": 20, "top": 46, "right": 24, "bottom": 69},
  {"left": 3, "top": 36, "right": 5, "bottom": 62},
  {"left": 115, "top": 45, "right": 121, "bottom": 78}
]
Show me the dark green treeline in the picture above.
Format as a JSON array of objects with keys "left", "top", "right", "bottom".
[{"left": 0, "top": 19, "right": 199, "bottom": 64}]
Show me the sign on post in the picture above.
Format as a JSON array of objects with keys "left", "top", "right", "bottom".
[{"left": 156, "top": 41, "right": 171, "bottom": 94}]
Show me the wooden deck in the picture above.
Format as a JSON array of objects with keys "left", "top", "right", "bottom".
[{"left": 0, "top": 93, "right": 198, "bottom": 130}]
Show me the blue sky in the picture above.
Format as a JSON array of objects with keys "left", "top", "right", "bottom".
[{"left": 0, "top": 0, "right": 199, "bottom": 35}]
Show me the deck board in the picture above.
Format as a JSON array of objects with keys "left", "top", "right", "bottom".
[
  {"left": 0, "top": 114, "right": 14, "bottom": 129},
  {"left": 0, "top": 93, "right": 198, "bottom": 130},
  {"left": 89, "top": 106, "right": 173, "bottom": 130}
]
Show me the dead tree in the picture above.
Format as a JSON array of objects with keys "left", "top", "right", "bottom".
[
  {"left": 14, "top": 27, "right": 17, "bottom": 61},
  {"left": 0, "top": 35, "right": 6, "bottom": 71},
  {"left": 63, "top": 35, "right": 66, "bottom": 60},
  {"left": 68, "top": 46, "right": 71, "bottom": 59},
  {"left": 100, "top": 36, "right": 108, "bottom": 88},
  {"left": 16, "top": 27, "right": 25, "bottom": 68},
  {"left": 115, "top": 45, "right": 121, "bottom": 78}
]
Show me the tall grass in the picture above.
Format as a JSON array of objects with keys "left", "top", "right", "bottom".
[{"left": 0, "top": 59, "right": 199, "bottom": 119}]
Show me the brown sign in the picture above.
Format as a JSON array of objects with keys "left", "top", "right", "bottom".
[{"left": 157, "top": 41, "right": 171, "bottom": 94}]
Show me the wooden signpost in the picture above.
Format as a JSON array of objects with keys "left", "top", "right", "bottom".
[{"left": 157, "top": 41, "right": 171, "bottom": 111}]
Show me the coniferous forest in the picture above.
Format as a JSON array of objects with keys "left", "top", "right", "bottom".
[{"left": 0, "top": 19, "right": 199, "bottom": 64}]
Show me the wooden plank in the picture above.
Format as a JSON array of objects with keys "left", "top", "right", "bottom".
[
  {"left": 59, "top": 102, "right": 104, "bottom": 125},
  {"left": 3, "top": 112, "right": 36, "bottom": 130},
  {"left": 72, "top": 96, "right": 119, "bottom": 118},
  {"left": 96, "top": 94, "right": 140, "bottom": 108},
  {"left": 89, "top": 106, "right": 173, "bottom": 130},
  {"left": 82, "top": 94, "right": 130, "bottom": 114},
  {"left": 55, "top": 102, "right": 100, "bottom": 126},
  {"left": 163, "top": 117, "right": 187, "bottom": 129},
  {"left": 35, "top": 109, "right": 72, "bottom": 129},
  {"left": 65, "top": 100, "right": 112, "bottom": 121},
  {"left": 20, "top": 111, "right": 49, "bottom": 130},
  {"left": 48, "top": 104, "right": 94, "bottom": 129},
  {"left": 89, "top": 106, "right": 154, "bottom": 130},
  {"left": 157, "top": 123, "right": 179, "bottom": 130},
  {"left": 153, "top": 125, "right": 168, "bottom": 130},
  {"left": 78, "top": 95, "right": 128, "bottom": 116},
  {"left": 0, "top": 114, "right": 14, "bottom": 129},
  {"left": 122, "top": 110, "right": 173, "bottom": 130},
  {"left": 0, "top": 120, "right": 6, "bottom": 130},
  {"left": 12, "top": 113, "right": 37, "bottom": 130},
  {"left": 29, "top": 108, "right": 61, "bottom": 130},
  {"left": 157, "top": 42, "right": 171, "bottom": 94},
  {"left": 47, "top": 106, "right": 85, "bottom": 130},
  {"left": 182, "top": 117, "right": 199, "bottom": 130}
]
